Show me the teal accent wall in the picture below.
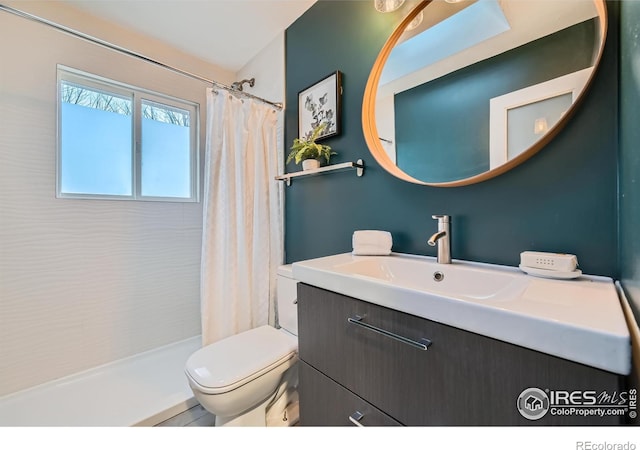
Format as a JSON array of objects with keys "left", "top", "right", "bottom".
[
  {"left": 395, "top": 20, "right": 595, "bottom": 182},
  {"left": 620, "top": 0, "right": 640, "bottom": 310},
  {"left": 284, "top": 1, "right": 619, "bottom": 278}
]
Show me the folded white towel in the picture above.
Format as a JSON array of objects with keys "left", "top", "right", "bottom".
[{"left": 352, "top": 230, "right": 392, "bottom": 256}]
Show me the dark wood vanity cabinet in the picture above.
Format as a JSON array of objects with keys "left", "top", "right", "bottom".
[
  {"left": 297, "top": 283, "right": 626, "bottom": 426},
  {"left": 299, "top": 361, "right": 401, "bottom": 426}
]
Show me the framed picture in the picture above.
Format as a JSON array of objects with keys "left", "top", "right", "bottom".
[{"left": 298, "top": 71, "right": 342, "bottom": 141}]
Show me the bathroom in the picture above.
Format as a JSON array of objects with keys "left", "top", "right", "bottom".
[{"left": 1, "top": 0, "right": 638, "bottom": 445}]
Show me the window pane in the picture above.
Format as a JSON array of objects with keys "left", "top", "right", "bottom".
[
  {"left": 57, "top": 69, "right": 197, "bottom": 202},
  {"left": 60, "top": 82, "right": 133, "bottom": 196},
  {"left": 506, "top": 93, "right": 572, "bottom": 159},
  {"left": 141, "top": 100, "right": 192, "bottom": 198}
]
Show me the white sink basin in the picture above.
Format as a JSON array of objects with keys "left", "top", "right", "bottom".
[
  {"left": 292, "top": 252, "right": 631, "bottom": 375},
  {"left": 332, "top": 255, "right": 527, "bottom": 302}
]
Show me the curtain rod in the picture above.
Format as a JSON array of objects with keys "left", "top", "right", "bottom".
[{"left": 0, "top": 4, "right": 284, "bottom": 110}]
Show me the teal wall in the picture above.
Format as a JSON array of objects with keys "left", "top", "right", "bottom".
[
  {"left": 284, "top": 1, "right": 619, "bottom": 277},
  {"left": 395, "top": 20, "right": 595, "bottom": 182},
  {"left": 620, "top": 0, "right": 640, "bottom": 310}
]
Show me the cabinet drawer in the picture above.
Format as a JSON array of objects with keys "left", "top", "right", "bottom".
[
  {"left": 297, "top": 283, "right": 624, "bottom": 426},
  {"left": 298, "top": 361, "right": 401, "bottom": 426}
]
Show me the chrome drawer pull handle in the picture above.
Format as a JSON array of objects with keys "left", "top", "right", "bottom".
[
  {"left": 347, "top": 315, "right": 432, "bottom": 351},
  {"left": 349, "top": 411, "right": 365, "bottom": 427}
]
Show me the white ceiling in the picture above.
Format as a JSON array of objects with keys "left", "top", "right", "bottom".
[{"left": 57, "top": 0, "right": 317, "bottom": 73}]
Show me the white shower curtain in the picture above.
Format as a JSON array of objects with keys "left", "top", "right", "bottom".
[{"left": 201, "top": 88, "right": 283, "bottom": 346}]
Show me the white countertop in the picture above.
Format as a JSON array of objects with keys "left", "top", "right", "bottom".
[{"left": 292, "top": 252, "right": 631, "bottom": 375}]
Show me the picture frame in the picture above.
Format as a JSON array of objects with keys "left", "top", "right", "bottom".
[{"left": 298, "top": 71, "right": 342, "bottom": 141}]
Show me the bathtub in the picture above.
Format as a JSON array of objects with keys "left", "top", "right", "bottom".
[{"left": 0, "top": 336, "right": 201, "bottom": 426}]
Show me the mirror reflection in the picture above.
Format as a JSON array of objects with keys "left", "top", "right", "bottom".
[{"left": 372, "top": 0, "right": 604, "bottom": 185}]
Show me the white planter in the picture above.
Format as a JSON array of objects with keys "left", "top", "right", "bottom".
[{"left": 302, "top": 159, "right": 321, "bottom": 171}]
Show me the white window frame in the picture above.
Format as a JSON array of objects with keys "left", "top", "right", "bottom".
[{"left": 57, "top": 65, "right": 199, "bottom": 202}]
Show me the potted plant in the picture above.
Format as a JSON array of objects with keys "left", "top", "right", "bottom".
[{"left": 287, "top": 123, "right": 337, "bottom": 170}]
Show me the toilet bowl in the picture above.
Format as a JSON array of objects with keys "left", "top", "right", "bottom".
[{"left": 185, "top": 265, "right": 298, "bottom": 426}]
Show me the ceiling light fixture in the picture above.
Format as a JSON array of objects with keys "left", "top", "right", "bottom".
[
  {"left": 374, "top": 0, "right": 405, "bottom": 13},
  {"left": 534, "top": 118, "right": 549, "bottom": 135},
  {"left": 406, "top": 10, "right": 424, "bottom": 31}
]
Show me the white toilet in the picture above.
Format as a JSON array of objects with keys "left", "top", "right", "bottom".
[{"left": 184, "top": 265, "right": 298, "bottom": 426}]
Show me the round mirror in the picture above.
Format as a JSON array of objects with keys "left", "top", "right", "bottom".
[{"left": 363, "top": 0, "right": 607, "bottom": 186}]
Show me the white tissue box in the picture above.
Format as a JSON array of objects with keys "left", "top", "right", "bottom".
[{"left": 352, "top": 230, "right": 392, "bottom": 256}]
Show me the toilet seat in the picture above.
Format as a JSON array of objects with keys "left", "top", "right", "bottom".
[{"left": 185, "top": 325, "right": 297, "bottom": 395}]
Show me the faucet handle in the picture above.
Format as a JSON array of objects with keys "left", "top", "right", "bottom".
[{"left": 432, "top": 215, "right": 450, "bottom": 222}]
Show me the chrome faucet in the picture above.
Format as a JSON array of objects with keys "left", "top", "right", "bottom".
[{"left": 428, "top": 215, "right": 451, "bottom": 264}]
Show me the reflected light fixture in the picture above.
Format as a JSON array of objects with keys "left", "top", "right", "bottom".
[
  {"left": 374, "top": 0, "right": 405, "bottom": 13},
  {"left": 406, "top": 10, "right": 424, "bottom": 31},
  {"left": 534, "top": 118, "right": 549, "bottom": 135}
]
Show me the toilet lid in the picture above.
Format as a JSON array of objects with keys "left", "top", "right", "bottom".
[{"left": 185, "top": 325, "right": 297, "bottom": 394}]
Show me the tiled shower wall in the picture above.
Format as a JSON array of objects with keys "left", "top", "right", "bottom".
[{"left": 0, "top": 2, "right": 233, "bottom": 396}]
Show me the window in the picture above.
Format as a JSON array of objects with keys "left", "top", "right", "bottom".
[{"left": 57, "top": 67, "right": 198, "bottom": 201}]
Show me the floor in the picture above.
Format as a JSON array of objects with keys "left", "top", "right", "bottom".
[
  {"left": 155, "top": 400, "right": 300, "bottom": 427},
  {"left": 155, "top": 404, "right": 216, "bottom": 427}
]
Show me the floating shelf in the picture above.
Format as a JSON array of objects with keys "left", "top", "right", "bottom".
[{"left": 275, "top": 159, "right": 364, "bottom": 186}]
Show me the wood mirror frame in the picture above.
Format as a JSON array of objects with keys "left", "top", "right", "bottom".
[{"left": 362, "top": 0, "right": 607, "bottom": 187}]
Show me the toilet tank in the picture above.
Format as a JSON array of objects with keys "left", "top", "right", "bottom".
[{"left": 276, "top": 265, "right": 298, "bottom": 336}]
